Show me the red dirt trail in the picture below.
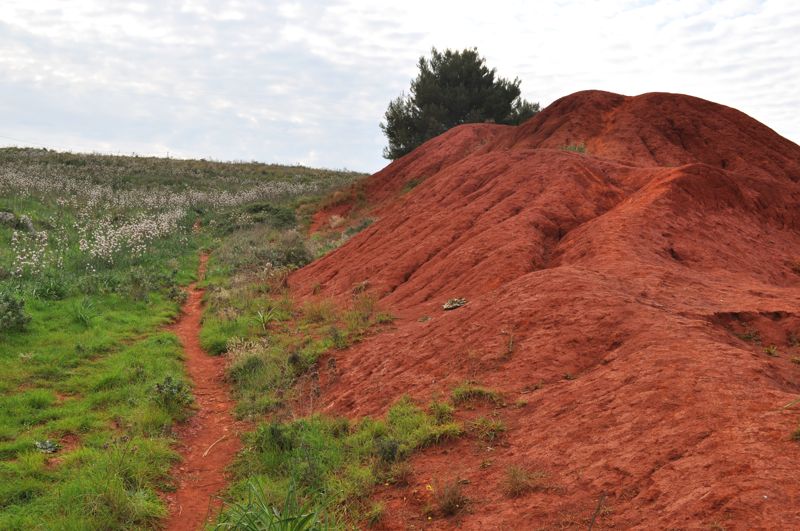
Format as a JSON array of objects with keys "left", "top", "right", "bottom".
[
  {"left": 164, "top": 254, "right": 245, "bottom": 531},
  {"left": 291, "top": 91, "right": 800, "bottom": 528}
]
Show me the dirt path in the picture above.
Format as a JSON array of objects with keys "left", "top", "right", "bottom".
[{"left": 164, "top": 254, "right": 245, "bottom": 530}]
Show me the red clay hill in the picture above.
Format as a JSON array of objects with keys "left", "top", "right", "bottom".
[{"left": 291, "top": 90, "right": 800, "bottom": 528}]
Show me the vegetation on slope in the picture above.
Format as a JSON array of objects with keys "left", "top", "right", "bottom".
[{"left": 0, "top": 147, "right": 361, "bottom": 528}]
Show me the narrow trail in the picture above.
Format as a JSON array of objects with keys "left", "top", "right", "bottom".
[{"left": 164, "top": 253, "right": 245, "bottom": 530}]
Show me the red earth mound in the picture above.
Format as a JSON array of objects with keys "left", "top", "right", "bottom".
[{"left": 290, "top": 90, "right": 800, "bottom": 528}]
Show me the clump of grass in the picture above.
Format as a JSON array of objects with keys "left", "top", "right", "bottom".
[
  {"left": 402, "top": 177, "right": 424, "bottom": 193},
  {"left": 434, "top": 478, "right": 468, "bottom": 516},
  {"left": 451, "top": 382, "right": 502, "bottom": 406},
  {"left": 500, "top": 328, "right": 515, "bottom": 358},
  {"left": 788, "top": 332, "right": 800, "bottom": 348},
  {"left": 212, "top": 479, "right": 323, "bottom": 530},
  {"left": 343, "top": 218, "right": 374, "bottom": 238},
  {"left": 33, "top": 440, "right": 60, "bottom": 454},
  {"left": 735, "top": 329, "right": 761, "bottom": 343},
  {"left": 302, "top": 299, "right": 336, "bottom": 324},
  {"left": 0, "top": 291, "right": 31, "bottom": 332},
  {"left": 386, "top": 461, "right": 413, "bottom": 486},
  {"left": 225, "top": 397, "right": 462, "bottom": 526},
  {"left": 365, "top": 502, "right": 384, "bottom": 527},
  {"left": 764, "top": 345, "right": 779, "bottom": 357},
  {"left": 429, "top": 401, "right": 454, "bottom": 424},
  {"left": 790, "top": 357, "right": 800, "bottom": 365},
  {"left": 374, "top": 312, "right": 395, "bottom": 324},
  {"left": 561, "top": 143, "right": 586, "bottom": 153},
  {"left": 468, "top": 416, "right": 506, "bottom": 442},
  {"left": 70, "top": 297, "right": 98, "bottom": 328},
  {"left": 503, "top": 465, "right": 547, "bottom": 497},
  {"left": 153, "top": 375, "right": 193, "bottom": 419}
]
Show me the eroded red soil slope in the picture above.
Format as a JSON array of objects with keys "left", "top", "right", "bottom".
[{"left": 291, "top": 91, "right": 800, "bottom": 528}]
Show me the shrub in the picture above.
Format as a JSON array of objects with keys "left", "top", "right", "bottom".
[
  {"left": 736, "top": 329, "right": 761, "bottom": 343},
  {"left": 244, "top": 203, "right": 297, "bottom": 229},
  {"left": 213, "top": 479, "right": 324, "bottom": 530},
  {"left": 468, "top": 417, "right": 506, "bottom": 442},
  {"left": 328, "top": 326, "right": 348, "bottom": 350},
  {"left": 429, "top": 401, "right": 454, "bottom": 424},
  {"left": 33, "top": 272, "right": 70, "bottom": 300},
  {"left": 343, "top": 218, "right": 373, "bottom": 238},
  {"left": 503, "top": 465, "right": 547, "bottom": 497},
  {"left": 34, "top": 440, "right": 61, "bottom": 454},
  {"left": 764, "top": 345, "right": 779, "bottom": 357},
  {"left": 153, "top": 376, "right": 192, "bottom": 418},
  {"left": 451, "top": 382, "right": 501, "bottom": 406},
  {"left": 0, "top": 291, "right": 31, "bottom": 332},
  {"left": 71, "top": 297, "right": 97, "bottom": 328},
  {"left": 386, "top": 461, "right": 413, "bottom": 486},
  {"left": 258, "top": 230, "right": 313, "bottom": 268},
  {"left": 434, "top": 478, "right": 468, "bottom": 516},
  {"left": 365, "top": 502, "right": 384, "bottom": 527},
  {"left": 302, "top": 300, "right": 336, "bottom": 324},
  {"left": 376, "top": 438, "right": 400, "bottom": 464},
  {"left": 561, "top": 143, "right": 586, "bottom": 153}
]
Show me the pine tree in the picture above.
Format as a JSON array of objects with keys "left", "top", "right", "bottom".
[{"left": 380, "top": 48, "right": 539, "bottom": 159}]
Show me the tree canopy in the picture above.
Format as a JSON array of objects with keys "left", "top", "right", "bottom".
[{"left": 380, "top": 47, "right": 540, "bottom": 160}]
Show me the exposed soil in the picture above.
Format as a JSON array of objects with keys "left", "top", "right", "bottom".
[
  {"left": 290, "top": 91, "right": 800, "bottom": 528},
  {"left": 164, "top": 254, "right": 245, "bottom": 530}
]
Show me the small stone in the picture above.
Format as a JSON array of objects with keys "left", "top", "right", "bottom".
[{"left": 442, "top": 297, "right": 467, "bottom": 311}]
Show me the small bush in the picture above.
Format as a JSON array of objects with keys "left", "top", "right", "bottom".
[
  {"left": 429, "top": 402, "right": 454, "bottom": 424},
  {"left": 213, "top": 479, "right": 324, "bottom": 530},
  {"left": 503, "top": 465, "right": 547, "bottom": 497},
  {"left": 468, "top": 417, "right": 506, "bottom": 442},
  {"left": 343, "top": 218, "right": 373, "bottom": 238},
  {"left": 244, "top": 203, "right": 297, "bottom": 229},
  {"left": 386, "top": 461, "right": 413, "bottom": 486},
  {"left": 0, "top": 291, "right": 31, "bottom": 332},
  {"left": 764, "top": 345, "right": 779, "bottom": 357},
  {"left": 376, "top": 437, "right": 400, "bottom": 464},
  {"left": 435, "top": 478, "right": 468, "bottom": 516},
  {"left": 302, "top": 300, "right": 336, "bottom": 324},
  {"left": 562, "top": 143, "right": 586, "bottom": 153},
  {"left": 33, "top": 273, "right": 70, "bottom": 300},
  {"left": 153, "top": 376, "right": 192, "bottom": 418},
  {"left": 451, "top": 382, "right": 501, "bottom": 406},
  {"left": 258, "top": 230, "right": 313, "bottom": 268},
  {"left": 328, "top": 326, "right": 348, "bottom": 350},
  {"left": 736, "top": 329, "right": 761, "bottom": 343},
  {"left": 34, "top": 440, "right": 61, "bottom": 454},
  {"left": 365, "top": 502, "right": 384, "bottom": 526},
  {"left": 71, "top": 297, "right": 97, "bottom": 328}
]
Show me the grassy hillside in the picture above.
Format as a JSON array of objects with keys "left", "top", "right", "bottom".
[{"left": 0, "top": 147, "right": 362, "bottom": 528}]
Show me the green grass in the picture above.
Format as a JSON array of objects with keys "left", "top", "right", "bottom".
[
  {"left": 451, "top": 382, "right": 503, "bottom": 406},
  {"left": 223, "top": 397, "right": 461, "bottom": 526},
  {"left": 561, "top": 143, "right": 587, "bottom": 154},
  {"left": 0, "top": 291, "right": 189, "bottom": 528},
  {"left": 0, "top": 147, "right": 362, "bottom": 528},
  {"left": 468, "top": 416, "right": 506, "bottom": 442}
]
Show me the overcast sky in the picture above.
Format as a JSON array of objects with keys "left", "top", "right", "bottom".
[{"left": 0, "top": 1, "right": 798, "bottom": 172}]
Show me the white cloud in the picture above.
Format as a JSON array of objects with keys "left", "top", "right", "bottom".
[{"left": 0, "top": 0, "right": 797, "bottom": 172}]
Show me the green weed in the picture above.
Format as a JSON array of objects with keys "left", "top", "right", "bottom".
[
  {"left": 468, "top": 416, "right": 506, "bottom": 442},
  {"left": 224, "top": 398, "right": 461, "bottom": 526},
  {"left": 451, "top": 382, "right": 502, "bottom": 406},
  {"left": 561, "top": 143, "right": 586, "bottom": 153}
]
